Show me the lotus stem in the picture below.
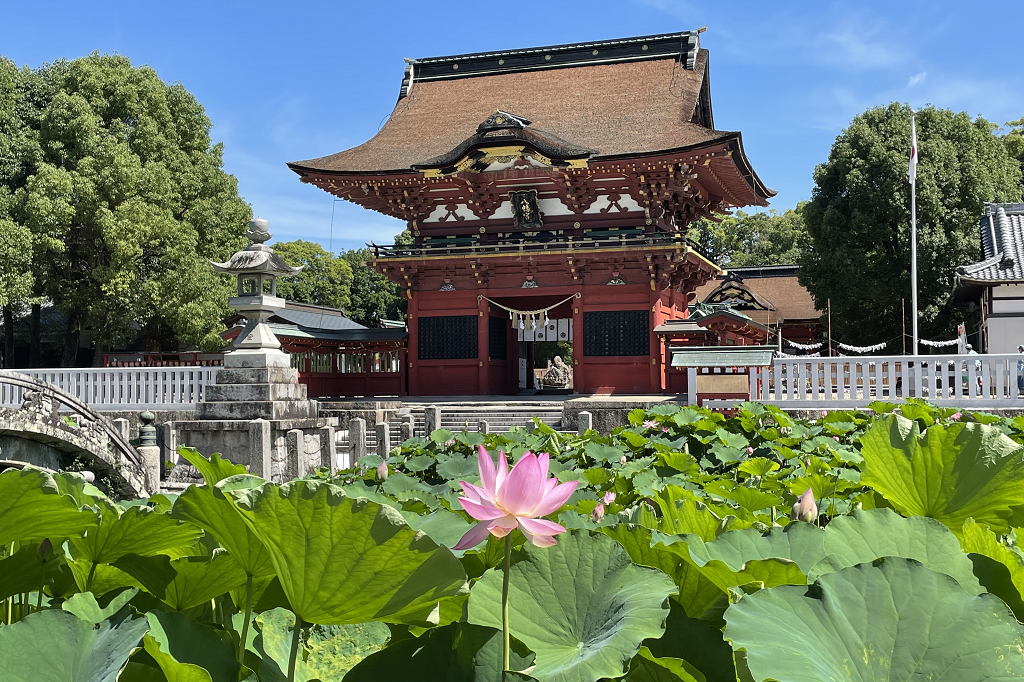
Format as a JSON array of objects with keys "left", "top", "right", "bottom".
[
  {"left": 85, "top": 561, "right": 98, "bottom": 592},
  {"left": 287, "top": 614, "right": 305, "bottom": 682},
  {"left": 238, "top": 574, "right": 253, "bottom": 666},
  {"left": 502, "top": 534, "right": 512, "bottom": 673}
]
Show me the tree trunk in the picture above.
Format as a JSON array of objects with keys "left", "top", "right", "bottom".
[
  {"left": 29, "top": 304, "right": 41, "bottom": 368},
  {"left": 2, "top": 306, "right": 14, "bottom": 369},
  {"left": 61, "top": 308, "right": 82, "bottom": 368}
]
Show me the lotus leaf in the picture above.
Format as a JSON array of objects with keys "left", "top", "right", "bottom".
[
  {"left": 861, "top": 415, "right": 1024, "bottom": 536},
  {"left": 144, "top": 610, "right": 243, "bottom": 682},
  {"left": 468, "top": 531, "right": 675, "bottom": 682},
  {"left": 0, "top": 607, "right": 148, "bottom": 682},
  {"left": 226, "top": 479, "right": 467, "bottom": 624},
  {"left": 807, "top": 507, "right": 983, "bottom": 593},
  {"left": 724, "top": 557, "right": 1024, "bottom": 682},
  {"left": 0, "top": 468, "right": 97, "bottom": 546},
  {"left": 171, "top": 483, "right": 275, "bottom": 577},
  {"left": 177, "top": 447, "right": 248, "bottom": 485}
]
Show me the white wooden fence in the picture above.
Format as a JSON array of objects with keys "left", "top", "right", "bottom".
[
  {"left": 736, "top": 353, "right": 1024, "bottom": 409},
  {"left": 1, "top": 367, "right": 215, "bottom": 411}
]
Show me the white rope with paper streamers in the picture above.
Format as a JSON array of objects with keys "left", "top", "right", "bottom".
[
  {"left": 479, "top": 294, "right": 579, "bottom": 334},
  {"left": 920, "top": 338, "right": 959, "bottom": 347},
  {"left": 837, "top": 341, "right": 887, "bottom": 353},
  {"left": 785, "top": 339, "right": 824, "bottom": 350}
]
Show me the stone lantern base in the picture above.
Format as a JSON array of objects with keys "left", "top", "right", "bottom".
[{"left": 195, "top": 349, "right": 318, "bottom": 421}]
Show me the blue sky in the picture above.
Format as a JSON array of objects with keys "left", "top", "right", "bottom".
[{"left": 4, "top": 1, "right": 1022, "bottom": 252}]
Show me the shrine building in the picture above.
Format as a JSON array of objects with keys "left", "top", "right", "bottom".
[{"left": 289, "top": 29, "right": 773, "bottom": 395}]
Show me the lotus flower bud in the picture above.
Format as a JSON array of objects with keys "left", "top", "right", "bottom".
[
  {"left": 792, "top": 488, "right": 817, "bottom": 523},
  {"left": 38, "top": 538, "right": 53, "bottom": 561},
  {"left": 951, "top": 412, "right": 962, "bottom": 421},
  {"left": 620, "top": 455, "right": 628, "bottom": 465},
  {"left": 821, "top": 410, "right": 828, "bottom": 417},
  {"left": 81, "top": 470, "right": 95, "bottom": 483},
  {"left": 603, "top": 491, "right": 616, "bottom": 505},
  {"left": 376, "top": 461, "right": 388, "bottom": 482},
  {"left": 746, "top": 446, "right": 754, "bottom": 455},
  {"left": 833, "top": 436, "right": 840, "bottom": 442},
  {"left": 591, "top": 503, "right": 605, "bottom": 522}
]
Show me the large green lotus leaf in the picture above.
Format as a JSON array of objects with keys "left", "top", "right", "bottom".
[
  {"left": 861, "top": 415, "right": 1024, "bottom": 536},
  {"left": 226, "top": 479, "right": 467, "bottom": 624},
  {"left": 0, "top": 468, "right": 97, "bottom": 546},
  {"left": 962, "top": 518, "right": 1024, "bottom": 620},
  {"left": 231, "top": 574, "right": 292, "bottom": 613},
  {"left": 0, "top": 608, "right": 149, "bottom": 682},
  {"left": 62, "top": 589, "right": 138, "bottom": 624},
  {"left": 144, "top": 610, "right": 241, "bottom": 682},
  {"left": 304, "top": 620, "right": 391, "bottom": 681},
  {"left": 644, "top": 598, "right": 734, "bottom": 682},
  {"left": 251, "top": 608, "right": 316, "bottom": 682},
  {"left": 399, "top": 507, "right": 473, "bottom": 553},
  {"left": 467, "top": 531, "right": 676, "bottom": 682},
  {"left": 678, "top": 522, "right": 826, "bottom": 574},
  {"left": 604, "top": 524, "right": 684, "bottom": 579},
  {"left": 171, "top": 484, "right": 275, "bottom": 577},
  {"left": 653, "top": 536, "right": 807, "bottom": 593},
  {"left": 0, "top": 541, "right": 67, "bottom": 600},
  {"left": 161, "top": 551, "right": 248, "bottom": 611},
  {"left": 622, "top": 647, "right": 702, "bottom": 682},
  {"left": 653, "top": 487, "right": 723, "bottom": 540},
  {"left": 724, "top": 557, "right": 1024, "bottom": 682},
  {"left": 71, "top": 500, "right": 203, "bottom": 567},
  {"left": 344, "top": 622, "right": 534, "bottom": 682},
  {"left": 52, "top": 471, "right": 108, "bottom": 508},
  {"left": 808, "top": 507, "right": 983, "bottom": 593},
  {"left": 177, "top": 447, "right": 248, "bottom": 485},
  {"left": 67, "top": 556, "right": 142, "bottom": 596}
]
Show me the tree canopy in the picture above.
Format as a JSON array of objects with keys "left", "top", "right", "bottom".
[
  {"left": 0, "top": 53, "right": 250, "bottom": 365},
  {"left": 798, "top": 103, "right": 1022, "bottom": 345},
  {"left": 272, "top": 240, "right": 353, "bottom": 310},
  {"left": 341, "top": 248, "right": 406, "bottom": 327},
  {"left": 687, "top": 205, "right": 808, "bottom": 267}
]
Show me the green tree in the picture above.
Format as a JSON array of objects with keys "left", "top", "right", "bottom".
[
  {"left": 341, "top": 248, "right": 406, "bottom": 327},
  {"left": 1003, "top": 118, "right": 1024, "bottom": 193},
  {"left": 687, "top": 205, "right": 808, "bottom": 267},
  {"left": 799, "top": 103, "right": 1022, "bottom": 345},
  {"left": 272, "top": 240, "right": 353, "bottom": 310},
  {"left": 0, "top": 53, "right": 249, "bottom": 365}
]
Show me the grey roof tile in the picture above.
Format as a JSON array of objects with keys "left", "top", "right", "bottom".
[{"left": 957, "top": 204, "right": 1024, "bottom": 282}]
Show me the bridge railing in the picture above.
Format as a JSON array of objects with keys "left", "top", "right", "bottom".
[
  {"left": 1, "top": 367, "right": 215, "bottom": 411},
  {"left": 741, "top": 353, "right": 1024, "bottom": 409}
]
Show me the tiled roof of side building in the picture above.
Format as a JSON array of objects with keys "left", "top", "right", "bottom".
[
  {"left": 956, "top": 204, "right": 1024, "bottom": 283},
  {"left": 692, "top": 265, "right": 821, "bottom": 322},
  {"left": 272, "top": 305, "right": 367, "bottom": 331},
  {"left": 288, "top": 31, "right": 731, "bottom": 175}
]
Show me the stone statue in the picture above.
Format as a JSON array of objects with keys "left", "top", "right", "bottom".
[{"left": 542, "top": 356, "right": 571, "bottom": 388}]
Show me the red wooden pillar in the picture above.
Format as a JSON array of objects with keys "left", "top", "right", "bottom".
[
  {"left": 572, "top": 289, "right": 585, "bottom": 393},
  {"left": 650, "top": 280, "right": 662, "bottom": 393},
  {"left": 408, "top": 291, "right": 419, "bottom": 396},
  {"left": 477, "top": 296, "right": 489, "bottom": 395}
]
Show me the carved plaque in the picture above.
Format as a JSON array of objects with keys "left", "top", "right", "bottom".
[{"left": 509, "top": 189, "right": 543, "bottom": 229}]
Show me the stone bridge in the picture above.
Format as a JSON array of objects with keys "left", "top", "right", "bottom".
[{"left": 0, "top": 370, "right": 149, "bottom": 497}]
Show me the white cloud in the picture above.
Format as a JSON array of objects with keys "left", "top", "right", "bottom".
[{"left": 907, "top": 71, "right": 926, "bottom": 87}]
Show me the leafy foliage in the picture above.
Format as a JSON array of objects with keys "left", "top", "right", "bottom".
[
  {"left": 799, "top": 103, "right": 1023, "bottom": 344},
  {"left": 4, "top": 400, "right": 1024, "bottom": 681},
  {"left": 272, "top": 239, "right": 353, "bottom": 311}
]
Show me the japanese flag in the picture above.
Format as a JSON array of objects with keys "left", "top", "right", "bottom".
[{"left": 908, "top": 114, "right": 918, "bottom": 185}]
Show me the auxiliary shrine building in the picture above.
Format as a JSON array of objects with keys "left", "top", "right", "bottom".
[{"left": 289, "top": 30, "right": 773, "bottom": 395}]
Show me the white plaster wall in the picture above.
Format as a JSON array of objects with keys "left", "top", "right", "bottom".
[
  {"left": 987, "top": 315, "right": 1024, "bottom": 353},
  {"left": 423, "top": 203, "right": 479, "bottom": 223}
]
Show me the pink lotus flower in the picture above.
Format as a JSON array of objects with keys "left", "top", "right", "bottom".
[
  {"left": 821, "top": 410, "right": 828, "bottom": 417},
  {"left": 951, "top": 412, "right": 962, "bottom": 421},
  {"left": 661, "top": 426, "right": 670, "bottom": 433},
  {"left": 603, "top": 491, "right": 616, "bottom": 505},
  {"left": 833, "top": 436, "right": 840, "bottom": 442},
  {"left": 620, "top": 455, "right": 628, "bottom": 465},
  {"left": 591, "top": 503, "right": 605, "bottom": 522},
  {"left": 792, "top": 488, "right": 817, "bottom": 522},
  {"left": 642, "top": 420, "right": 658, "bottom": 429},
  {"left": 746, "top": 446, "right": 754, "bottom": 455},
  {"left": 453, "top": 446, "right": 579, "bottom": 549},
  {"left": 376, "top": 461, "right": 388, "bottom": 482}
]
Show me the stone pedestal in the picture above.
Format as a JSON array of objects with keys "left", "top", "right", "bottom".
[{"left": 196, "top": 350, "right": 317, "bottom": 421}]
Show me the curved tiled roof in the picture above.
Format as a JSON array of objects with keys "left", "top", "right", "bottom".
[
  {"left": 289, "top": 40, "right": 724, "bottom": 175},
  {"left": 957, "top": 204, "right": 1024, "bottom": 283}
]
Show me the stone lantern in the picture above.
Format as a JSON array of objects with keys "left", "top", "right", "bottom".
[
  {"left": 198, "top": 217, "right": 317, "bottom": 421},
  {"left": 210, "top": 217, "right": 302, "bottom": 358}
]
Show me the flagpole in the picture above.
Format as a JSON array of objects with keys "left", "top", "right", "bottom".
[{"left": 910, "top": 110, "right": 919, "bottom": 357}]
